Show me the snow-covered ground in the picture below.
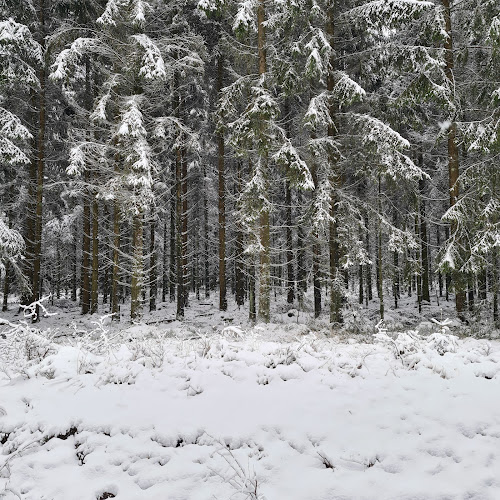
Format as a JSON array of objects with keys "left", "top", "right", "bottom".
[{"left": 1, "top": 311, "right": 500, "bottom": 500}]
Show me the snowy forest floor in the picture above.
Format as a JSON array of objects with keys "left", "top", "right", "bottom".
[{"left": 1, "top": 295, "right": 500, "bottom": 499}]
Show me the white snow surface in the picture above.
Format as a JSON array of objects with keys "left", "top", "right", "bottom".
[{"left": 1, "top": 323, "right": 500, "bottom": 500}]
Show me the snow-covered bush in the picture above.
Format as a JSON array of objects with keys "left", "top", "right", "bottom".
[
  {"left": 374, "top": 319, "right": 460, "bottom": 369},
  {"left": 0, "top": 299, "right": 58, "bottom": 378}
]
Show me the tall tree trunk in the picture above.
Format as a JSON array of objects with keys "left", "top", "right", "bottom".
[
  {"left": 81, "top": 58, "right": 92, "bottom": 315},
  {"left": 377, "top": 174, "right": 384, "bottom": 320},
  {"left": 176, "top": 134, "right": 184, "bottom": 318},
  {"left": 358, "top": 263, "right": 364, "bottom": 305},
  {"left": 71, "top": 219, "right": 78, "bottom": 301},
  {"left": 284, "top": 99, "right": 295, "bottom": 305},
  {"left": 249, "top": 258, "right": 256, "bottom": 322},
  {"left": 235, "top": 162, "right": 245, "bottom": 307},
  {"left": 22, "top": 148, "right": 36, "bottom": 307},
  {"left": 393, "top": 207, "right": 399, "bottom": 309},
  {"left": 296, "top": 189, "right": 306, "bottom": 306},
  {"left": 442, "top": 0, "right": 465, "bottom": 318},
  {"left": 203, "top": 171, "right": 210, "bottom": 299},
  {"left": 415, "top": 213, "right": 422, "bottom": 314},
  {"left": 32, "top": 0, "right": 46, "bottom": 321},
  {"left": 285, "top": 179, "right": 295, "bottom": 305},
  {"left": 90, "top": 196, "right": 99, "bottom": 313},
  {"left": 170, "top": 161, "right": 176, "bottom": 303},
  {"left": 102, "top": 205, "right": 109, "bottom": 305},
  {"left": 111, "top": 200, "right": 120, "bottom": 321},
  {"left": 217, "top": 56, "right": 227, "bottom": 312},
  {"left": 493, "top": 249, "right": 499, "bottom": 327},
  {"left": 2, "top": 260, "right": 9, "bottom": 312},
  {"left": 130, "top": 212, "right": 143, "bottom": 321},
  {"left": 181, "top": 142, "right": 189, "bottom": 310},
  {"left": 419, "top": 175, "right": 430, "bottom": 303},
  {"left": 81, "top": 181, "right": 91, "bottom": 314},
  {"left": 257, "top": 0, "right": 270, "bottom": 323},
  {"left": 310, "top": 158, "right": 322, "bottom": 318},
  {"left": 149, "top": 216, "right": 157, "bottom": 311},
  {"left": 365, "top": 212, "right": 372, "bottom": 303},
  {"left": 437, "top": 225, "right": 443, "bottom": 297},
  {"left": 326, "top": 1, "right": 342, "bottom": 324},
  {"left": 2, "top": 179, "right": 13, "bottom": 311},
  {"left": 162, "top": 217, "right": 168, "bottom": 303}
]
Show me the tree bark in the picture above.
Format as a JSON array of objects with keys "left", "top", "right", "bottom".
[
  {"left": 176, "top": 133, "right": 184, "bottom": 318},
  {"left": 203, "top": 170, "right": 210, "bottom": 299},
  {"left": 111, "top": 199, "right": 120, "bottom": 321},
  {"left": 494, "top": 248, "right": 499, "bottom": 327},
  {"left": 32, "top": 0, "right": 46, "bottom": 321},
  {"left": 442, "top": 0, "right": 465, "bottom": 317},
  {"left": 130, "top": 211, "right": 143, "bottom": 321},
  {"left": 377, "top": 174, "right": 384, "bottom": 320},
  {"left": 311, "top": 158, "right": 322, "bottom": 318},
  {"left": 437, "top": 225, "right": 443, "bottom": 297},
  {"left": 419, "top": 174, "right": 430, "bottom": 303},
  {"left": 249, "top": 258, "right": 256, "bottom": 322},
  {"left": 170, "top": 161, "right": 176, "bottom": 303},
  {"left": 217, "top": 55, "right": 227, "bottom": 312},
  {"left": 235, "top": 162, "right": 245, "bottom": 307},
  {"left": 149, "top": 216, "right": 157, "bottom": 311},
  {"left": 90, "top": 196, "right": 99, "bottom": 313},
  {"left": 392, "top": 207, "right": 399, "bottom": 309},
  {"left": 162, "top": 218, "right": 168, "bottom": 303},
  {"left": 326, "top": 1, "right": 342, "bottom": 324},
  {"left": 296, "top": 189, "right": 306, "bottom": 306},
  {"left": 284, "top": 99, "right": 295, "bottom": 305},
  {"left": 257, "top": 0, "right": 270, "bottom": 322}
]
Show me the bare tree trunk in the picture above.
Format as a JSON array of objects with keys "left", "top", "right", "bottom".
[
  {"left": 111, "top": 200, "right": 120, "bottom": 321},
  {"left": 176, "top": 136, "right": 184, "bottom": 318},
  {"left": 415, "top": 213, "right": 422, "bottom": 314},
  {"left": 182, "top": 142, "right": 189, "bottom": 310},
  {"left": 235, "top": 162, "right": 245, "bottom": 307},
  {"left": 170, "top": 161, "right": 176, "bottom": 303},
  {"left": 81, "top": 58, "right": 92, "bottom": 315},
  {"left": 2, "top": 179, "right": 13, "bottom": 311},
  {"left": 257, "top": 0, "right": 270, "bottom": 323},
  {"left": 102, "top": 205, "right": 109, "bottom": 305},
  {"left": 359, "top": 263, "right": 364, "bottom": 305},
  {"left": 365, "top": 212, "right": 372, "bottom": 303},
  {"left": 32, "top": 0, "right": 46, "bottom": 321},
  {"left": 217, "top": 56, "right": 227, "bottom": 312},
  {"left": 296, "top": 189, "right": 306, "bottom": 306},
  {"left": 494, "top": 249, "right": 499, "bottom": 327},
  {"left": 442, "top": 0, "right": 465, "bottom": 318},
  {"left": 81, "top": 182, "right": 91, "bottom": 314},
  {"left": 393, "top": 208, "right": 399, "bottom": 309},
  {"left": 149, "top": 216, "right": 157, "bottom": 311},
  {"left": 130, "top": 212, "right": 143, "bottom": 321},
  {"left": 437, "top": 225, "right": 443, "bottom": 297},
  {"left": 203, "top": 173, "right": 210, "bottom": 299},
  {"left": 284, "top": 99, "right": 295, "bottom": 305},
  {"left": 90, "top": 196, "right": 99, "bottom": 313},
  {"left": 377, "top": 174, "right": 384, "bottom": 320},
  {"left": 162, "top": 218, "right": 167, "bottom": 302},
  {"left": 419, "top": 176, "right": 430, "bottom": 304},
  {"left": 310, "top": 158, "right": 322, "bottom": 318},
  {"left": 326, "top": 1, "right": 342, "bottom": 324},
  {"left": 2, "top": 261, "right": 9, "bottom": 311},
  {"left": 249, "top": 258, "right": 256, "bottom": 322}
]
